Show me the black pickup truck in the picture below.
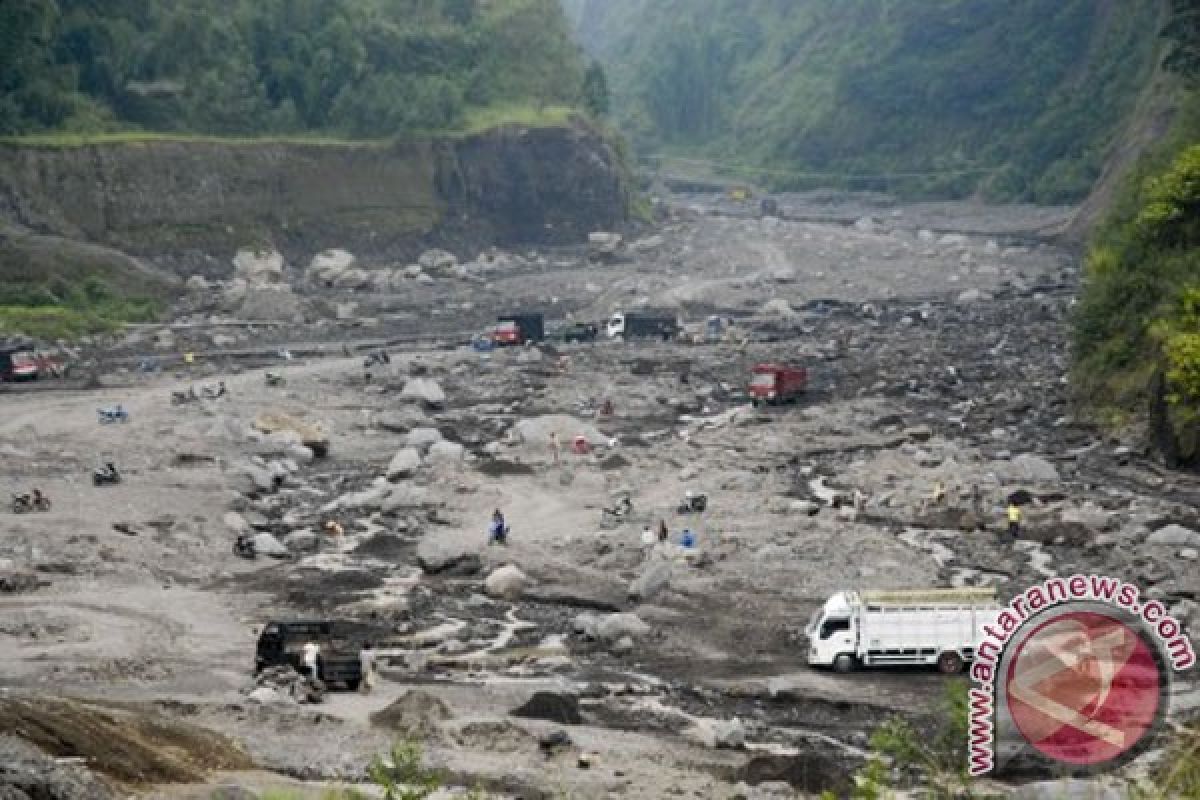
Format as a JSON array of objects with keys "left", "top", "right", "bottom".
[{"left": 255, "top": 619, "right": 363, "bottom": 690}]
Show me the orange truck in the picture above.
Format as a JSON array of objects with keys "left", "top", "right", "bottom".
[{"left": 748, "top": 363, "right": 807, "bottom": 406}]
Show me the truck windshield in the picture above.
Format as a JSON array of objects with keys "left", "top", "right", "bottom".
[{"left": 750, "top": 373, "right": 776, "bottom": 388}]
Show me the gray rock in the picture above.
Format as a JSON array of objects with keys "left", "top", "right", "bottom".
[
  {"left": 224, "top": 511, "right": 251, "bottom": 535},
  {"left": 628, "top": 560, "right": 671, "bottom": 604},
  {"left": 417, "top": 538, "right": 481, "bottom": 575},
  {"left": 1147, "top": 524, "right": 1200, "bottom": 548},
  {"left": 512, "top": 691, "right": 582, "bottom": 725},
  {"left": 484, "top": 565, "right": 528, "bottom": 600},
  {"left": 283, "top": 530, "right": 320, "bottom": 553},
  {"left": 418, "top": 248, "right": 458, "bottom": 271},
  {"left": 685, "top": 718, "right": 745, "bottom": 749},
  {"left": 381, "top": 485, "right": 433, "bottom": 513},
  {"left": 427, "top": 441, "right": 465, "bottom": 465},
  {"left": 400, "top": 378, "right": 446, "bottom": 409},
  {"left": 1003, "top": 453, "right": 1060, "bottom": 484},
  {"left": 377, "top": 408, "right": 428, "bottom": 434},
  {"left": 252, "top": 533, "right": 289, "bottom": 558},
  {"left": 387, "top": 447, "right": 423, "bottom": 480},
  {"left": 574, "top": 612, "right": 651, "bottom": 643},
  {"left": 1008, "top": 780, "right": 1121, "bottom": 800},
  {"left": 248, "top": 687, "right": 283, "bottom": 705},
  {"left": 405, "top": 427, "right": 443, "bottom": 451}
]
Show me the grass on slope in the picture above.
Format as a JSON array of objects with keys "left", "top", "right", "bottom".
[{"left": 0, "top": 105, "right": 579, "bottom": 149}]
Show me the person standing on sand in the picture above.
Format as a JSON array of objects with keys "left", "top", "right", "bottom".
[
  {"left": 1007, "top": 502, "right": 1022, "bottom": 539},
  {"left": 359, "top": 641, "right": 377, "bottom": 694},
  {"left": 550, "top": 431, "right": 561, "bottom": 465},
  {"left": 302, "top": 640, "right": 320, "bottom": 682}
]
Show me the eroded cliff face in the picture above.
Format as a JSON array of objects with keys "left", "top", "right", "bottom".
[{"left": 0, "top": 119, "right": 629, "bottom": 269}]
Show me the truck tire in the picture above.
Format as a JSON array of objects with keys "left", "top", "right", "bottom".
[
  {"left": 937, "top": 651, "right": 964, "bottom": 674},
  {"left": 346, "top": 678, "right": 361, "bottom": 692},
  {"left": 833, "top": 654, "right": 857, "bottom": 674}
]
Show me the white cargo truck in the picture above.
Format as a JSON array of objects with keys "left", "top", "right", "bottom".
[{"left": 806, "top": 588, "right": 1002, "bottom": 674}]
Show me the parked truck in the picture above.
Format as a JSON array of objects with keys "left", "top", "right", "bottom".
[
  {"left": 492, "top": 312, "right": 544, "bottom": 346},
  {"left": 0, "top": 346, "right": 39, "bottom": 382},
  {"left": 255, "top": 619, "right": 364, "bottom": 690},
  {"left": 748, "top": 363, "right": 807, "bottom": 405},
  {"left": 806, "top": 588, "right": 1002, "bottom": 674},
  {"left": 606, "top": 310, "right": 679, "bottom": 341}
]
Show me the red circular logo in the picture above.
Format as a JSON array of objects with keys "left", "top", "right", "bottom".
[{"left": 1005, "top": 610, "right": 1163, "bottom": 766}]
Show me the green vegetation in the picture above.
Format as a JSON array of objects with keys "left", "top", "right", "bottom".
[
  {"left": 564, "top": 0, "right": 1163, "bottom": 202},
  {"left": 847, "top": 680, "right": 974, "bottom": 799},
  {"left": 0, "top": 0, "right": 596, "bottom": 139},
  {"left": 0, "top": 229, "right": 168, "bottom": 339}
]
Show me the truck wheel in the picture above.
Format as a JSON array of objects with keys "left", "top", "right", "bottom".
[
  {"left": 833, "top": 654, "right": 857, "bottom": 674},
  {"left": 937, "top": 651, "right": 964, "bottom": 674},
  {"left": 347, "top": 678, "right": 361, "bottom": 692}
]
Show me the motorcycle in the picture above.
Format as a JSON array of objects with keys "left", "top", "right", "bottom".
[
  {"left": 233, "top": 533, "right": 257, "bottom": 559},
  {"left": 600, "top": 493, "right": 634, "bottom": 529},
  {"left": 676, "top": 492, "right": 708, "bottom": 514},
  {"left": 97, "top": 406, "right": 130, "bottom": 424},
  {"left": 93, "top": 462, "right": 121, "bottom": 486},
  {"left": 171, "top": 387, "right": 199, "bottom": 405},
  {"left": 201, "top": 381, "right": 227, "bottom": 400},
  {"left": 12, "top": 491, "right": 51, "bottom": 514}
]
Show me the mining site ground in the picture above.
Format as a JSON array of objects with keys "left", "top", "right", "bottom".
[{"left": 2, "top": 193, "right": 1198, "bottom": 799}]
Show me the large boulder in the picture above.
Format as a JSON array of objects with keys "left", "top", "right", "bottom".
[
  {"left": 628, "top": 560, "right": 671, "bottom": 604},
  {"left": 417, "top": 538, "right": 481, "bottom": 575},
  {"left": 233, "top": 249, "right": 284, "bottom": 287},
  {"left": 1001, "top": 454, "right": 1060, "bottom": 484},
  {"left": 484, "top": 565, "right": 528, "bottom": 600},
  {"left": 400, "top": 378, "right": 446, "bottom": 410},
  {"left": 684, "top": 718, "right": 746, "bottom": 749},
  {"left": 238, "top": 286, "right": 306, "bottom": 322},
  {"left": 253, "top": 411, "right": 329, "bottom": 458},
  {"left": 511, "top": 691, "right": 582, "bottom": 725},
  {"left": 331, "top": 268, "right": 372, "bottom": 290},
  {"left": 307, "top": 249, "right": 357, "bottom": 285},
  {"left": 427, "top": 441, "right": 465, "bottom": 465},
  {"left": 405, "top": 427, "right": 443, "bottom": 452},
  {"left": 1146, "top": 524, "right": 1200, "bottom": 548},
  {"left": 369, "top": 690, "right": 452, "bottom": 737},
  {"left": 252, "top": 533, "right": 289, "bottom": 558},
  {"left": 512, "top": 415, "right": 607, "bottom": 448},
  {"left": 381, "top": 485, "right": 434, "bottom": 513},
  {"left": 418, "top": 249, "right": 458, "bottom": 272},
  {"left": 387, "top": 448, "right": 423, "bottom": 480},
  {"left": 573, "top": 612, "right": 651, "bottom": 643},
  {"left": 283, "top": 530, "right": 320, "bottom": 554}
]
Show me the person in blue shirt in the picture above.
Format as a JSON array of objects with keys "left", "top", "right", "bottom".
[
  {"left": 680, "top": 529, "right": 696, "bottom": 549},
  {"left": 488, "top": 509, "right": 508, "bottom": 545}
]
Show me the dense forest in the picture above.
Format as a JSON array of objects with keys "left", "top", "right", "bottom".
[
  {"left": 0, "top": 0, "right": 598, "bottom": 137},
  {"left": 562, "top": 0, "right": 1163, "bottom": 203},
  {"left": 1074, "top": 0, "right": 1200, "bottom": 465}
]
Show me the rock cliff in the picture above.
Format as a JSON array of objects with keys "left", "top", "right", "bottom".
[{"left": 0, "top": 119, "right": 629, "bottom": 271}]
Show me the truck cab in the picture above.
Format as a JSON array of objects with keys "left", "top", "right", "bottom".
[
  {"left": 749, "top": 363, "right": 807, "bottom": 405},
  {"left": 805, "top": 592, "right": 858, "bottom": 672},
  {"left": 492, "top": 313, "right": 544, "bottom": 346},
  {"left": 255, "top": 619, "right": 363, "bottom": 689},
  {"left": 0, "top": 348, "right": 39, "bottom": 382}
]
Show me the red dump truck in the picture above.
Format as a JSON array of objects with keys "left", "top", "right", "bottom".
[{"left": 749, "top": 363, "right": 807, "bottom": 405}]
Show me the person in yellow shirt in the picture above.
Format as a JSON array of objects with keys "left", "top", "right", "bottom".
[{"left": 1007, "top": 502, "right": 1022, "bottom": 539}]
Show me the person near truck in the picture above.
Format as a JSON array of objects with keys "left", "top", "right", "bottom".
[
  {"left": 359, "top": 641, "right": 377, "bottom": 694},
  {"left": 302, "top": 640, "right": 320, "bottom": 682},
  {"left": 1007, "top": 502, "right": 1022, "bottom": 539}
]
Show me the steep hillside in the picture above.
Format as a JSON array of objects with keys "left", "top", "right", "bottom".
[{"left": 563, "top": 0, "right": 1165, "bottom": 202}]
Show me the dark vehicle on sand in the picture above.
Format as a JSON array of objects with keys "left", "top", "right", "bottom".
[{"left": 255, "top": 619, "right": 363, "bottom": 690}]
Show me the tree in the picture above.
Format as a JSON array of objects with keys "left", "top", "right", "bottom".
[
  {"left": 582, "top": 61, "right": 610, "bottom": 116},
  {"left": 1164, "top": 0, "right": 1200, "bottom": 79}
]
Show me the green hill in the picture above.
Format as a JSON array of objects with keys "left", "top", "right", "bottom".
[
  {"left": 563, "top": 0, "right": 1165, "bottom": 202},
  {"left": 1, "top": 0, "right": 584, "bottom": 138}
]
